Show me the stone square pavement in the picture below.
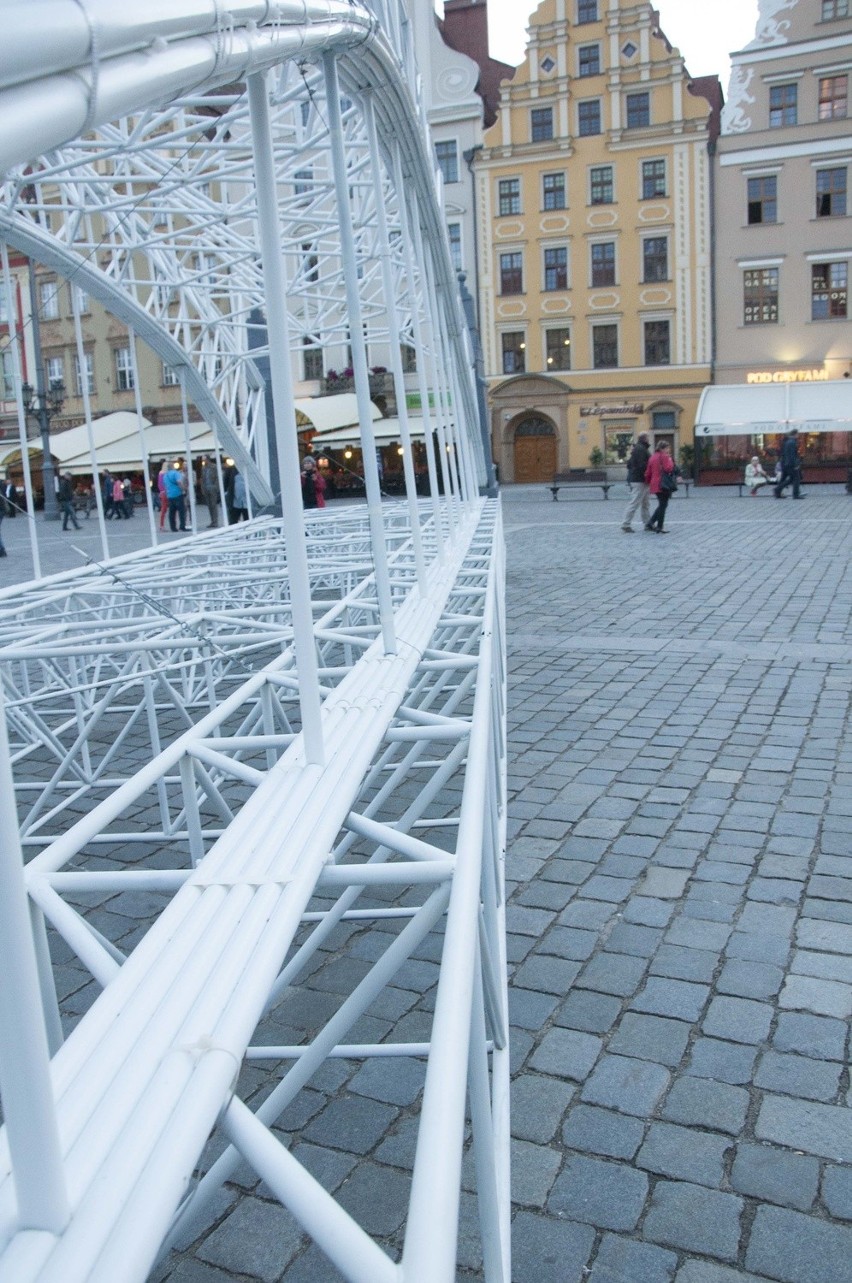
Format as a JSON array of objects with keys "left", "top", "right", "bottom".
[{"left": 4, "top": 483, "right": 852, "bottom": 1281}]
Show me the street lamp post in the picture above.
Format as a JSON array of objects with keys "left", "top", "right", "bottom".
[{"left": 21, "top": 379, "right": 64, "bottom": 522}]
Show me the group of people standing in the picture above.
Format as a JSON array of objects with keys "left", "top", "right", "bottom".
[{"left": 621, "top": 434, "right": 678, "bottom": 535}]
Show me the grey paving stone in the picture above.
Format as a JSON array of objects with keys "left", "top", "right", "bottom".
[
  {"left": 348, "top": 1058, "right": 424, "bottom": 1107},
  {"left": 772, "top": 1011, "right": 848, "bottom": 1060},
  {"left": 662, "top": 1077, "right": 749, "bottom": 1135},
  {"left": 702, "top": 996, "right": 773, "bottom": 1044},
  {"left": 730, "top": 1142, "right": 819, "bottom": 1212},
  {"left": 608, "top": 1013, "right": 690, "bottom": 1066},
  {"left": 509, "top": 987, "right": 560, "bottom": 1031},
  {"left": 539, "top": 926, "right": 599, "bottom": 961},
  {"left": 673, "top": 1262, "right": 771, "bottom": 1283},
  {"left": 581, "top": 1054, "right": 670, "bottom": 1117},
  {"left": 548, "top": 1155, "right": 649, "bottom": 1230},
  {"left": 823, "top": 1165, "right": 852, "bottom": 1220},
  {"left": 511, "top": 1074, "right": 576, "bottom": 1143},
  {"left": 604, "top": 922, "right": 664, "bottom": 957},
  {"left": 588, "top": 1234, "right": 677, "bottom": 1283},
  {"left": 650, "top": 944, "right": 719, "bottom": 983},
  {"left": 756, "top": 1095, "right": 852, "bottom": 1162},
  {"left": 196, "top": 1198, "right": 303, "bottom": 1281},
  {"left": 746, "top": 1204, "right": 852, "bottom": 1283},
  {"left": 575, "top": 952, "right": 648, "bottom": 997},
  {"left": 623, "top": 897, "right": 676, "bottom": 927},
  {"left": 630, "top": 975, "right": 711, "bottom": 1023},
  {"left": 779, "top": 974, "right": 852, "bottom": 1018},
  {"left": 725, "top": 932, "right": 790, "bottom": 965},
  {"left": 562, "top": 1104, "right": 645, "bottom": 1160},
  {"left": 302, "top": 1096, "right": 399, "bottom": 1154},
  {"left": 638, "top": 1121, "right": 731, "bottom": 1187},
  {"left": 556, "top": 989, "right": 623, "bottom": 1034},
  {"left": 511, "top": 1211, "right": 595, "bottom": 1283},
  {"left": 716, "top": 959, "right": 784, "bottom": 1000},
  {"left": 665, "top": 918, "right": 733, "bottom": 951},
  {"left": 511, "top": 1138, "right": 563, "bottom": 1208},
  {"left": 335, "top": 1161, "right": 410, "bottom": 1235},
  {"left": 558, "top": 899, "right": 616, "bottom": 928},
  {"left": 642, "top": 1180, "right": 743, "bottom": 1260},
  {"left": 530, "top": 1028, "right": 603, "bottom": 1081},
  {"left": 639, "top": 867, "right": 690, "bottom": 899},
  {"left": 512, "top": 954, "right": 582, "bottom": 995},
  {"left": 755, "top": 1050, "right": 842, "bottom": 1102}
]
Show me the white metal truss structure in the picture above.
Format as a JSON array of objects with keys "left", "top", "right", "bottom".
[{"left": 0, "top": 4, "right": 509, "bottom": 1282}]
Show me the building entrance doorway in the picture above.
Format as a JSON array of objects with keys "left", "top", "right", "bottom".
[{"left": 513, "top": 416, "right": 556, "bottom": 482}]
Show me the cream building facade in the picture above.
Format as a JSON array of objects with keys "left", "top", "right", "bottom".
[
  {"left": 477, "top": 0, "right": 720, "bottom": 483},
  {"left": 715, "top": 0, "right": 852, "bottom": 392}
]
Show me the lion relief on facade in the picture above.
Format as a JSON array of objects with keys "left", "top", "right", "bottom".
[{"left": 748, "top": 0, "right": 798, "bottom": 47}]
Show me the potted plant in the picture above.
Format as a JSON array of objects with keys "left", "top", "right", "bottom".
[{"left": 588, "top": 446, "right": 604, "bottom": 469}]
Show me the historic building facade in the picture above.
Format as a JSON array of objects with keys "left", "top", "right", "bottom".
[
  {"left": 715, "top": 0, "right": 852, "bottom": 389},
  {"left": 477, "top": 0, "right": 720, "bottom": 483}
]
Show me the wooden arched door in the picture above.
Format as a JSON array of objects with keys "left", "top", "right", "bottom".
[{"left": 513, "top": 416, "right": 557, "bottom": 483}]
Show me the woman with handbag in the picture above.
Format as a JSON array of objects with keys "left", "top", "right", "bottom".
[{"left": 644, "top": 441, "right": 677, "bottom": 534}]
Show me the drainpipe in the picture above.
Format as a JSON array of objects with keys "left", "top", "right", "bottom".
[{"left": 463, "top": 143, "right": 497, "bottom": 495}]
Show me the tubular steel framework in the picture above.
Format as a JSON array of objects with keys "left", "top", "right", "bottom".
[{"left": 0, "top": 3, "right": 508, "bottom": 1282}]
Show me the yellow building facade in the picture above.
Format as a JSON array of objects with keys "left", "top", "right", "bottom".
[{"left": 477, "top": 0, "right": 720, "bottom": 482}]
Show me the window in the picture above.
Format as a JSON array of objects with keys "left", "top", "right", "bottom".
[
  {"left": 578, "top": 44, "right": 600, "bottom": 77},
  {"left": 74, "top": 352, "right": 94, "bottom": 396},
  {"left": 590, "top": 165, "right": 613, "bottom": 204},
  {"left": 531, "top": 108, "right": 554, "bottom": 142},
  {"left": 498, "top": 178, "right": 521, "bottom": 216},
  {"left": 642, "top": 159, "right": 666, "bottom": 199},
  {"left": 769, "top": 83, "right": 797, "bottom": 127},
  {"left": 823, "top": 0, "right": 849, "bottom": 17},
  {"left": 591, "top": 241, "right": 616, "bottom": 287},
  {"left": 747, "top": 175, "right": 777, "bottom": 224},
  {"left": 812, "top": 261, "right": 848, "bottom": 319},
  {"left": 115, "top": 346, "right": 134, "bottom": 390},
  {"left": 162, "top": 363, "right": 180, "bottom": 387},
  {"left": 302, "top": 243, "right": 319, "bottom": 283},
  {"left": 819, "top": 76, "right": 848, "bottom": 120},
  {"left": 542, "top": 172, "right": 566, "bottom": 210},
  {"left": 592, "top": 324, "right": 618, "bottom": 368},
  {"left": 401, "top": 343, "right": 417, "bottom": 373},
  {"left": 39, "top": 280, "right": 59, "bottom": 320},
  {"left": 73, "top": 284, "right": 90, "bottom": 315},
  {"left": 303, "top": 336, "right": 323, "bottom": 381},
  {"left": 501, "top": 332, "right": 526, "bottom": 374},
  {"left": 545, "top": 328, "right": 571, "bottom": 371},
  {"left": 435, "top": 140, "right": 459, "bottom": 184},
  {"left": 1, "top": 350, "right": 13, "bottom": 400},
  {"left": 644, "top": 320, "right": 671, "bottom": 365},
  {"left": 293, "top": 168, "right": 312, "bottom": 197},
  {"left": 577, "top": 0, "right": 598, "bottom": 21},
  {"left": 626, "top": 92, "right": 650, "bottom": 129},
  {"left": 544, "top": 247, "right": 568, "bottom": 291},
  {"left": 447, "top": 222, "right": 462, "bottom": 272},
  {"left": 45, "top": 356, "right": 64, "bottom": 392},
  {"left": 578, "top": 99, "right": 602, "bottom": 136},
  {"left": 653, "top": 410, "right": 677, "bottom": 433},
  {"left": 499, "top": 252, "right": 523, "bottom": 295},
  {"left": 642, "top": 237, "right": 668, "bottom": 282},
  {"left": 816, "top": 167, "right": 847, "bottom": 217},
  {"left": 743, "top": 267, "right": 779, "bottom": 324}
]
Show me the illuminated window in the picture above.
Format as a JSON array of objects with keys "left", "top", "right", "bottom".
[
  {"left": 501, "top": 332, "right": 526, "bottom": 374},
  {"left": 743, "top": 267, "right": 779, "bottom": 324},
  {"left": 819, "top": 75, "right": 848, "bottom": 120},
  {"left": 545, "top": 328, "right": 571, "bottom": 371}
]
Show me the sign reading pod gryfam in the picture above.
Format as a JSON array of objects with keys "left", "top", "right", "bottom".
[{"left": 746, "top": 369, "right": 828, "bottom": 384}]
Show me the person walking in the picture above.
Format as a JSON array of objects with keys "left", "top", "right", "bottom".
[
  {"left": 59, "top": 472, "right": 81, "bottom": 531},
  {"left": 200, "top": 457, "right": 220, "bottom": 528},
  {"left": 157, "top": 461, "right": 169, "bottom": 530},
  {"left": 111, "top": 476, "right": 125, "bottom": 519},
  {"left": 645, "top": 441, "right": 676, "bottom": 534},
  {"left": 0, "top": 483, "right": 9, "bottom": 556},
  {"left": 621, "top": 432, "right": 652, "bottom": 533},
  {"left": 230, "top": 469, "right": 248, "bottom": 522},
  {"left": 774, "top": 429, "right": 804, "bottom": 499},
  {"left": 164, "top": 460, "right": 188, "bottom": 531},
  {"left": 301, "top": 456, "right": 319, "bottom": 509}
]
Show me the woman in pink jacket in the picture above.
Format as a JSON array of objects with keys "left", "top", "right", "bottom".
[{"left": 644, "top": 441, "right": 676, "bottom": 534}]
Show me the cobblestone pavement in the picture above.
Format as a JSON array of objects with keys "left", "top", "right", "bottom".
[{"left": 8, "top": 484, "right": 852, "bottom": 1281}]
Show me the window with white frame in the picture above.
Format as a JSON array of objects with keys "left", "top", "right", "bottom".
[
  {"left": 819, "top": 75, "right": 848, "bottom": 120},
  {"left": 435, "top": 140, "right": 459, "bottom": 184},
  {"left": 590, "top": 165, "right": 613, "bottom": 204},
  {"left": 543, "top": 246, "right": 569, "bottom": 291},
  {"left": 812, "top": 261, "right": 848, "bottom": 319},
  {"left": 545, "top": 328, "right": 571, "bottom": 371},
  {"left": 591, "top": 241, "right": 616, "bottom": 287},
  {"left": 769, "top": 83, "right": 797, "bottom": 127},
  {"left": 72, "top": 284, "right": 90, "bottom": 315},
  {"left": 74, "top": 352, "right": 94, "bottom": 395},
  {"left": 578, "top": 44, "right": 600, "bottom": 76},
  {"left": 447, "top": 222, "right": 463, "bottom": 272},
  {"left": 644, "top": 320, "right": 671, "bottom": 365},
  {"left": 542, "top": 172, "right": 566, "bottom": 210},
  {"left": 816, "top": 166, "right": 847, "bottom": 217},
  {"left": 401, "top": 343, "right": 417, "bottom": 374},
  {"left": 39, "top": 280, "right": 59, "bottom": 320},
  {"left": 531, "top": 107, "right": 554, "bottom": 142},
  {"left": 592, "top": 323, "right": 618, "bottom": 368},
  {"left": 744, "top": 267, "right": 779, "bottom": 324},
  {"left": 303, "top": 336, "right": 324, "bottom": 381},
  {"left": 578, "top": 99, "right": 602, "bottom": 136},
  {"left": 642, "top": 237, "right": 669, "bottom": 282},
  {"left": 499, "top": 252, "right": 524, "bottom": 295},
  {"left": 642, "top": 159, "right": 667, "bottom": 199},
  {"left": 162, "top": 363, "right": 180, "bottom": 387},
  {"left": 822, "top": 0, "right": 849, "bottom": 18},
  {"left": 625, "top": 92, "right": 650, "bottom": 129},
  {"left": 45, "top": 355, "right": 64, "bottom": 391},
  {"left": 115, "top": 346, "right": 134, "bottom": 390},
  {"left": 498, "top": 178, "right": 521, "bottom": 216},
  {"left": 501, "top": 332, "right": 526, "bottom": 374},
  {"left": 747, "top": 175, "right": 778, "bottom": 224}
]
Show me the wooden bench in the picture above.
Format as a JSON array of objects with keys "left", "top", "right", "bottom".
[{"left": 549, "top": 469, "right": 611, "bottom": 500}]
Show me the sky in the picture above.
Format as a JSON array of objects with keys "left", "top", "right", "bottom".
[{"left": 481, "top": 0, "right": 761, "bottom": 90}]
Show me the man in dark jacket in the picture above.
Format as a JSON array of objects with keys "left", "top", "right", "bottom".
[
  {"left": 621, "top": 432, "right": 652, "bottom": 532},
  {"left": 59, "top": 472, "right": 81, "bottom": 531},
  {"left": 774, "top": 429, "right": 804, "bottom": 499}
]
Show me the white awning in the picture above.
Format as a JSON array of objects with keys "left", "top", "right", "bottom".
[
  {"left": 695, "top": 381, "right": 852, "bottom": 436},
  {"left": 61, "top": 420, "right": 217, "bottom": 474},
  {"left": 294, "top": 394, "right": 381, "bottom": 434},
  {"left": 311, "top": 416, "right": 430, "bottom": 448}
]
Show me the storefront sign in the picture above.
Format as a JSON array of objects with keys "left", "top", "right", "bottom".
[
  {"left": 746, "top": 369, "right": 828, "bottom": 384},
  {"left": 579, "top": 403, "right": 644, "bottom": 416}
]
